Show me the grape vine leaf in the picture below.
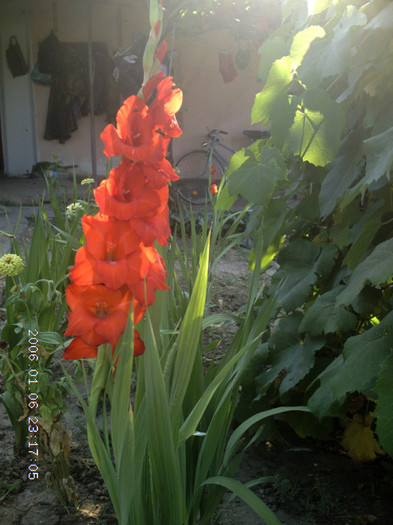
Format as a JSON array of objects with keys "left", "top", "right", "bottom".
[
  {"left": 272, "top": 240, "right": 337, "bottom": 311},
  {"left": 363, "top": 125, "right": 393, "bottom": 182},
  {"left": 286, "top": 89, "right": 345, "bottom": 166},
  {"left": 307, "top": 356, "right": 345, "bottom": 418},
  {"left": 330, "top": 312, "right": 393, "bottom": 404},
  {"left": 251, "top": 56, "right": 292, "bottom": 126},
  {"left": 342, "top": 126, "right": 393, "bottom": 203},
  {"left": 374, "top": 352, "right": 393, "bottom": 457},
  {"left": 228, "top": 146, "right": 286, "bottom": 206},
  {"left": 290, "top": 25, "right": 325, "bottom": 70},
  {"left": 256, "top": 330, "right": 324, "bottom": 398},
  {"left": 278, "top": 335, "right": 325, "bottom": 396},
  {"left": 299, "top": 286, "right": 357, "bottom": 336},
  {"left": 257, "top": 36, "right": 289, "bottom": 82},
  {"left": 336, "top": 237, "right": 393, "bottom": 305},
  {"left": 298, "top": 5, "right": 366, "bottom": 83},
  {"left": 341, "top": 413, "right": 384, "bottom": 462},
  {"left": 319, "top": 129, "right": 365, "bottom": 218},
  {"left": 342, "top": 200, "right": 385, "bottom": 269}
]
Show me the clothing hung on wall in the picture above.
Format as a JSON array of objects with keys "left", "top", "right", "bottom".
[{"left": 38, "top": 32, "right": 118, "bottom": 143}]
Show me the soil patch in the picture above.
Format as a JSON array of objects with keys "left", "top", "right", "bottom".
[{"left": 1, "top": 229, "right": 393, "bottom": 524}]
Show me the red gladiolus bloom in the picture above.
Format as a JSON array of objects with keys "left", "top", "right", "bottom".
[
  {"left": 130, "top": 206, "right": 170, "bottom": 246},
  {"left": 70, "top": 213, "right": 142, "bottom": 289},
  {"left": 64, "top": 328, "right": 145, "bottom": 360},
  {"left": 82, "top": 213, "right": 140, "bottom": 258},
  {"left": 143, "top": 158, "right": 179, "bottom": 188},
  {"left": 71, "top": 242, "right": 143, "bottom": 290},
  {"left": 64, "top": 337, "right": 100, "bottom": 360},
  {"left": 100, "top": 95, "right": 169, "bottom": 163},
  {"left": 94, "top": 160, "right": 168, "bottom": 221},
  {"left": 65, "top": 284, "right": 144, "bottom": 349},
  {"left": 210, "top": 184, "right": 218, "bottom": 196},
  {"left": 142, "top": 72, "right": 183, "bottom": 138},
  {"left": 122, "top": 245, "right": 169, "bottom": 305}
]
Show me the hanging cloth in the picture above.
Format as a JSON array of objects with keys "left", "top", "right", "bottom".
[{"left": 218, "top": 52, "right": 238, "bottom": 83}]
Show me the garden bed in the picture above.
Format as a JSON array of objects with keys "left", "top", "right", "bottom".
[{"left": 1, "top": 241, "right": 393, "bottom": 524}]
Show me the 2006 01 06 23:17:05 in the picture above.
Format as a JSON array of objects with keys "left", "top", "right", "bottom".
[{"left": 26, "top": 329, "right": 40, "bottom": 480}]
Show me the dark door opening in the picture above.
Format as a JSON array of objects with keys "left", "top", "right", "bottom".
[{"left": 0, "top": 118, "right": 4, "bottom": 176}]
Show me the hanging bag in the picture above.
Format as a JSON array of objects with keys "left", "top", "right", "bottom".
[{"left": 6, "top": 36, "right": 29, "bottom": 77}]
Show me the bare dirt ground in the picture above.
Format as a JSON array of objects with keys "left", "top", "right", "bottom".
[{"left": 1, "top": 211, "right": 393, "bottom": 524}]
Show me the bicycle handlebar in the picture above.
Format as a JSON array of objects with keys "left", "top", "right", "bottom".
[{"left": 208, "top": 129, "right": 228, "bottom": 138}]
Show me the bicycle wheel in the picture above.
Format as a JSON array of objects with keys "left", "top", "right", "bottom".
[{"left": 174, "top": 150, "right": 225, "bottom": 204}]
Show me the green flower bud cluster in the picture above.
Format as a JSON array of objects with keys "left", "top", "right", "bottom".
[
  {"left": 66, "top": 202, "right": 83, "bottom": 217},
  {"left": 81, "top": 178, "right": 95, "bottom": 186},
  {"left": 0, "top": 253, "right": 24, "bottom": 276}
]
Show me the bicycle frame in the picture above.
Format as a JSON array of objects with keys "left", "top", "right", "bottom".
[{"left": 202, "top": 132, "right": 235, "bottom": 171}]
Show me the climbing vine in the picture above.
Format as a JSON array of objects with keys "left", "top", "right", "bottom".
[{"left": 223, "top": 0, "right": 393, "bottom": 459}]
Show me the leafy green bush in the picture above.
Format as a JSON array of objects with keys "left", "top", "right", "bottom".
[{"left": 223, "top": 0, "right": 393, "bottom": 458}]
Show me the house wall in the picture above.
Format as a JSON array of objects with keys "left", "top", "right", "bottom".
[
  {"left": 172, "top": 28, "right": 264, "bottom": 163},
  {"left": 1, "top": 0, "right": 266, "bottom": 177}
]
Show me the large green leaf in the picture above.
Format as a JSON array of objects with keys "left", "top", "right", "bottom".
[
  {"left": 270, "top": 94, "right": 298, "bottom": 149},
  {"left": 251, "top": 56, "right": 292, "bottom": 125},
  {"left": 336, "top": 237, "right": 393, "bottom": 305},
  {"left": 290, "top": 25, "right": 325, "bottom": 70},
  {"left": 319, "top": 128, "right": 365, "bottom": 218},
  {"left": 256, "top": 333, "right": 324, "bottom": 397},
  {"left": 363, "top": 125, "right": 393, "bottom": 183},
  {"left": 299, "top": 6, "right": 366, "bottom": 82},
  {"left": 299, "top": 286, "right": 357, "bottom": 335},
  {"left": 257, "top": 36, "right": 289, "bottom": 82},
  {"left": 307, "top": 356, "right": 345, "bottom": 418},
  {"left": 269, "top": 312, "right": 303, "bottom": 351},
  {"left": 228, "top": 146, "right": 286, "bottom": 205},
  {"left": 374, "top": 352, "right": 393, "bottom": 457},
  {"left": 330, "top": 312, "right": 393, "bottom": 404},
  {"left": 342, "top": 200, "right": 385, "bottom": 269},
  {"left": 272, "top": 240, "right": 337, "bottom": 311},
  {"left": 342, "top": 126, "right": 393, "bottom": 203},
  {"left": 286, "top": 89, "right": 345, "bottom": 166}
]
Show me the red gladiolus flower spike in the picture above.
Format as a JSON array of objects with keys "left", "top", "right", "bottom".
[
  {"left": 64, "top": 69, "right": 183, "bottom": 361},
  {"left": 142, "top": 72, "right": 183, "bottom": 138},
  {"left": 100, "top": 95, "right": 169, "bottom": 163},
  {"left": 64, "top": 284, "right": 145, "bottom": 357},
  {"left": 94, "top": 160, "right": 168, "bottom": 222}
]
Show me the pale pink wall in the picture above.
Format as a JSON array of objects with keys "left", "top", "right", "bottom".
[
  {"left": 27, "top": 1, "right": 265, "bottom": 176},
  {"left": 172, "top": 28, "right": 265, "bottom": 163}
]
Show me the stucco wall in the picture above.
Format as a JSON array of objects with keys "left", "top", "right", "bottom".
[
  {"left": 171, "top": 27, "right": 264, "bottom": 164},
  {"left": 1, "top": 0, "right": 266, "bottom": 177}
]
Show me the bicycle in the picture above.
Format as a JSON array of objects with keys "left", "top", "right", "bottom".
[{"left": 173, "top": 129, "right": 270, "bottom": 205}]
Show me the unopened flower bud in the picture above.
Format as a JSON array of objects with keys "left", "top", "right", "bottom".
[{"left": 0, "top": 253, "right": 24, "bottom": 276}]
